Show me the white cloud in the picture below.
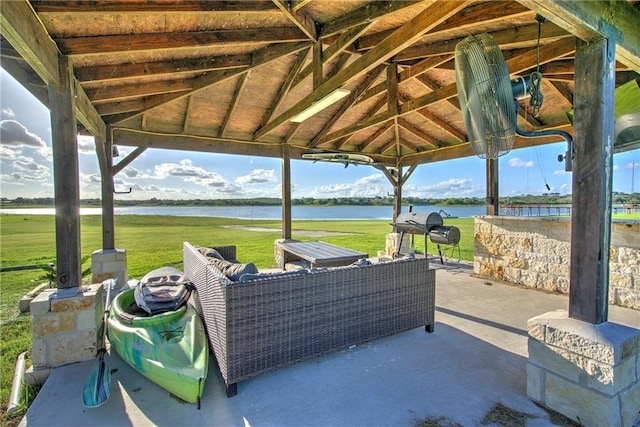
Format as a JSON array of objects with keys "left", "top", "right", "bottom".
[
  {"left": 508, "top": 157, "right": 535, "bottom": 168},
  {"left": 407, "top": 178, "right": 482, "bottom": 198},
  {"left": 2, "top": 108, "right": 15, "bottom": 118},
  {"left": 0, "top": 120, "right": 47, "bottom": 148},
  {"left": 235, "top": 169, "right": 277, "bottom": 185},
  {"left": 77, "top": 135, "right": 96, "bottom": 154}
]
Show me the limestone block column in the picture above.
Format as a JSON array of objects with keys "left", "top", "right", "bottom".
[
  {"left": 91, "top": 248, "right": 127, "bottom": 289},
  {"left": 527, "top": 310, "right": 640, "bottom": 426},
  {"left": 30, "top": 284, "right": 104, "bottom": 369},
  {"left": 274, "top": 238, "right": 301, "bottom": 269},
  {"left": 385, "top": 232, "right": 409, "bottom": 256}
]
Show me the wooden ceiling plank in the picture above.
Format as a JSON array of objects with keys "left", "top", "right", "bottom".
[
  {"left": 220, "top": 72, "right": 250, "bottom": 138},
  {"left": 309, "top": 64, "right": 386, "bottom": 147},
  {"left": 397, "top": 117, "right": 438, "bottom": 148},
  {"left": 57, "top": 28, "right": 309, "bottom": 56},
  {"left": 517, "top": 105, "right": 543, "bottom": 128},
  {"left": 272, "top": 0, "right": 317, "bottom": 41},
  {"left": 357, "top": 1, "right": 531, "bottom": 51},
  {"left": 548, "top": 80, "right": 574, "bottom": 105},
  {"left": 32, "top": 1, "right": 280, "bottom": 13},
  {"left": 516, "top": 0, "right": 640, "bottom": 71},
  {"left": 396, "top": 21, "right": 569, "bottom": 61},
  {"left": 263, "top": 47, "right": 310, "bottom": 124},
  {"left": 255, "top": 0, "right": 472, "bottom": 139},
  {"left": 292, "top": 22, "right": 371, "bottom": 89},
  {"left": 109, "top": 41, "right": 310, "bottom": 124},
  {"left": 319, "top": 1, "right": 422, "bottom": 39},
  {"left": 76, "top": 54, "right": 253, "bottom": 83},
  {"left": 97, "top": 99, "right": 145, "bottom": 116}
]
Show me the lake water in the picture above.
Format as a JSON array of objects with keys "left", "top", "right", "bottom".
[{"left": 0, "top": 205, "right": 487, "bottom": 219}]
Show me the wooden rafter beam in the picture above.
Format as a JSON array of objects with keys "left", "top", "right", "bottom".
[
  {"left": 292, "top": 22, "right": 372, "bottom": 88},
  {"left": 0, "top": 0, "right": 59, "bottom": 84},
  {"left": 220, "top": 72, "right": 250, "bottom": 137},
  {"left": 112, "top": 127, "right": 290, "bottom": 159},
  {"left": 357, "top": 1, "right": 531, "bottom": 51},
  {"left": 291, "top": 0, "right": 313, "bottom": 13},
  {"left": 395, "top": 21, "right": 569, "bottom": 61},
  {"left": 398, "top": 92, "right": 464, "bottom": 142},
  {"left": 85, "top": 80, "right": 192, "bottom": 103},
  {"left": 255, "top": 1, "right": 472, "bottom": 139},
  {"left": 32, "top": 1, "right": 280, "bottom": 13},
  {"left": 263, "top": 47, "right": 310, "bottom": 124},
  {"left": 319, "top": 1, "right": 422, "bottom": 39},
  {"left": 400, "top": 123, "right": 574, "bottom": 166},
  {"left": 320, "top": 36, "right": 576, "bottom": 145},
  {"left": 358, "top": 119, "right": 394, "bottom": 151},
  {"left": 397, "top": 118, "right": 438, "bottom": 148},
  {"left": 108, "top": 41, "right": 310, "bottom": 124},
  {"left": 75, "top": 54, "right": 252, "bottom": 83},
  {"left": 516, "top": 0, "right": 640, "bottom": 71},
  {"left": 272, "top": 0, "right": 317, "bottom": 41},
  {"left": 309, "top": 64, "right": 385, "bottom": 148},
  {"left": 0, "top": 0, "right": 105, "bottom": 137},
  {"left": 56, "top": 28, "right": 308, "bottom": 55},
  {"left": 356, "top": 54, "right": 453, "bottom": 107}
]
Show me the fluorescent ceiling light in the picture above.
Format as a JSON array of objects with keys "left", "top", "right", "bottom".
[{"left": 290, "top": 88, "right": 351, "bottom": 123}]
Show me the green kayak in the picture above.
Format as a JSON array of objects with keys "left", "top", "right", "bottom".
[{"left": 107, "top": 287, "right": 208, "bottom": 404}]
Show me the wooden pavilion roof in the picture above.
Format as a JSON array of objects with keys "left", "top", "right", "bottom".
[{"left": 1, "top": 1, "right": 639, "bottom": 168}]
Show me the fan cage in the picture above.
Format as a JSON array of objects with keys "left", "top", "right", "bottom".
[{"left": 455, "top": 33, "right": 517, "bottom": 159}]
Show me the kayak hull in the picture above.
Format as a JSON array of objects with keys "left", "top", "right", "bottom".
[{"left": 107, "top": 288, "right": 208, "bottom": 403}]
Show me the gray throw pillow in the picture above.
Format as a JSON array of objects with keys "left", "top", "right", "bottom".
[
  {"left": 198, "top": 247, "right": 225, "bottom": 260},
  {"left": 207, "top": 257, "right": 258, "bottom": 281}
]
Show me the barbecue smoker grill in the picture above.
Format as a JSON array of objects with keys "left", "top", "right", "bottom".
[{"left": 392, "top": 211, "right": 461, "bottom": 263}]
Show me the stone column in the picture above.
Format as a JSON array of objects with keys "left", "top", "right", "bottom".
[
  {"left": 30, "top": 284, "right": 104, "bottom": 372},
  {"left": 91, "top": 248, "right": 128, "bottom": 290},
  {"left": 527, "top": 310, "right": 640, "bottom": 426}
]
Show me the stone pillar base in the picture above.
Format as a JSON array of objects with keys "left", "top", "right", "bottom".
[
  {"left": 527, "top": 310, "right": 640, "bottom": 427},
  {"left": 91, "top": 248, "right": 127, "bottom": 289},
  {"left": 274, "top": 238, "right": 300, "bottom": 270},
  {"left": 385, "top": 232, "right": 409, "bottom": 256},
  {"left": 30, "top": 284, "right": 104, "bottom": 369}
]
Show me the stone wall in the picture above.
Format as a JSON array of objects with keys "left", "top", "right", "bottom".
[{"left": 474, "top": 216, "right": 640, "bottom": 310}]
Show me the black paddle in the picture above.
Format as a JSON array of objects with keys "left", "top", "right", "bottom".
[{"left": 82, "top": 279, "right": 115, "bottom": 408}]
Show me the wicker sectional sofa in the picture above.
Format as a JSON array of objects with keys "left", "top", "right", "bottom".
[{"left": 183, "top": 241, "right": 436, "bottom": 397}]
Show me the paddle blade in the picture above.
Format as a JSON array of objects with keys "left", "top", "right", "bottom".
[{"left": 82, "top": 359, "right": 111, "bottom": 408}]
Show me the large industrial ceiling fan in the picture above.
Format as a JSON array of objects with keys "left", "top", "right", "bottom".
[{"left": 454, "top": 30, "right": 574, "bottom": 171}]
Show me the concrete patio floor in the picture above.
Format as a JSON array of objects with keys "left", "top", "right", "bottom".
[{"left": 19, "top": 261, "right": 639, "bottom": 427}]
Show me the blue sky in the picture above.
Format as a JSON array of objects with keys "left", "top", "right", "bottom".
[{"left": 1, "top": 68, "right": 638, "bottom": 201}]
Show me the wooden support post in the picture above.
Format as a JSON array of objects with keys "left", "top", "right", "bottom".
[
  {"left": 393, "top": 166, "right": 403, "bottom": 222},
  {"left": 48, "top": 55, "right": 81, "bottom": 290},
  {"left": 281, "top": 145, "right": 292, "bottom": 239},
  {"left": 486, "top": 158, "right": 499, "bottom": 215},
  {"left": 569, "top": 37, "right": 615, "bottom": 324},
  {"left": 100, "top": 131, "right": 115, "bottom": 250}
]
